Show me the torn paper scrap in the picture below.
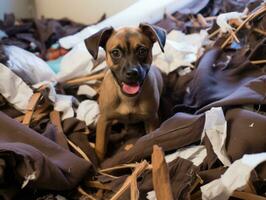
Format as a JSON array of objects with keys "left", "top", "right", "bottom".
[
  {"left": 0, "top": 63, "right": 33, "bottom": 112},
  {"left": 147, "top": 190, "right": 156, "bottom": 200},
  {"left": 22, "top": 171, "right": 37, "bottom": 189},
  {"left": 201, "top": 152, "right": 266, "bottom": 200},
  {"left": 153, "top": 30, "right": 209, "bottom": 74},
  {"left": 4, "top": 45, "right": 56, "bottom": 85},
  {"left": 54, "top": 95, "right": 77, "bottom": 120},
  {"left": 77, "top": 85, "right": 97, "bottom": 98},
  {"left": 201, "top": 107, "right": 231, "bottom": 166},
  {"left": 165, "top": 145, "right": 207, "bottom": 166},
  {"left": 56, "top": 42, "right": 106, "bottom": 82},
  {"left": 216, "top": 12, "right": 245, "bottom": 33},
  {"left": 76, "top": 100, "right": 99, "bottom": 127}
]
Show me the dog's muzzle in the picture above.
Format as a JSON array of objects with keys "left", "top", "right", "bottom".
[
  {"left": 122, "top": 68, "right": 141, "bottom": 95},
  {"left": 111, "top": 66, "right": 149, "bottom": 96}
]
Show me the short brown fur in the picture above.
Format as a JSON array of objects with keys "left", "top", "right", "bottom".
[{"left": 85, "top": 24, "right": 166, "bottom": 161}]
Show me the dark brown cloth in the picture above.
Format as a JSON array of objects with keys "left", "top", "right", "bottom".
[
  {"left": 140, "top": 157, "right": 199, "bottom": 200},
  {"left": 176, "top": 45, "right": 266, "bottom": 114},
  {"left": 226, "top": 108, "right": 266, "bottom": 162},
  {"left": 101, "top": 113, "right": 205, "bottom": 168},
  {"left": 0, "top": 42, "right": 8, "bottom": 65},
  {"left": 62, "top": 118, "right": 98, "bottom": 166},
  {"left": 0, "top": 112, "right": 93, "bottom": 192},
  {"left": 103, "top": 158, "right": 200, "bottom": 200}
]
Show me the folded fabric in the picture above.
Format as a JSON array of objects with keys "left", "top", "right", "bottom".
[
  {"left": 4, "top": 45, "right": 56, "bottom": 85},
  {"left": 0, "top": 112, "right": 93, "bottom": 192},
  {"left": 175, "top": 43, "right": 266, "bottom": 113},
  {"left": 101, "top": 112, "right": 205, "bottom": 168}
]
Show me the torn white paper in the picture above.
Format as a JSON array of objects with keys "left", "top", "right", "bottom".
[
  {"left": 55, "top": 195, "right": 67, "bottom": 200},
  {"left": 56, "top": 42, "right": 106, "bottom": 82},
  {"left": 22, "top": 171, "right": 37, "bottom": 189},
  {"left": 4, "top": 45, "right": 56, "bottom": 85},
  {"left": 216, "top": 12, "right": 245, "bottom": 33},
  {"left": 76, "top": 100, "right": 99, "bottom": 127},
  {"left": 77, "top": 85, "right": 97, "bottom": 98},
  {"left": 0, "top": 63, "right": 33, "bottom": 112},
  {"left": 153, "top": 30, "right": 209, "bottom": 74},
  {"left": 54, "top": 94, "right": 77, "bottom": 120},
  {"left": 147, "top": 191, "right": 156, "bottom": 200},
  {"left": 165, "top": 145, "right": 207, "bottom": 166},
  {"left": 201, "top": 107, "right": 231, "bottom": 166},
  {"left": 201, "top": 152, "right": 266, "bottom": 200}
]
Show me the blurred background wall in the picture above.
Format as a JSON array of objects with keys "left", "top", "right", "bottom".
[
  {"left": 0, "top": 0, "right": 136, "bottom": 24},
  {"left": 0, "top": 0, "right": 34, "bottom": 19},
  {"left": 34, "top": 0, "right": 136, "bottom": 24}
]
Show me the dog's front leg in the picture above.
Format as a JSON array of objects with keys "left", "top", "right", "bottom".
[
  {"left": 95, "top": 115, "right": 111, "bottom": 161},
  {"left": 145, "top": 114, "right": 160, "bottom": 134}
]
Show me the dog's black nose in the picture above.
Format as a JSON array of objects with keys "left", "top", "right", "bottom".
[{"left": 126, "top": 68, "right": 139, "bottom": 79}]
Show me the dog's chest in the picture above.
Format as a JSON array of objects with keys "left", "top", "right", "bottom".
[
  {"left": 113, "top": 97, "right": 154, "bottom": 122},
  {"left": 117, "top": 100, "right": 139, "bottom": 115}
]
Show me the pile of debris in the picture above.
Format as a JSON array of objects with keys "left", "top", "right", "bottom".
[{"left": 0, "top": 0, "right": 266, "bottom": 199}]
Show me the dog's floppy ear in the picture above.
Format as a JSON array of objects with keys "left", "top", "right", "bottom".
[
  {"left": 139, "top": 23, "right": 166, "bottom": 52},
  {"left": 84, "top": 27, "right": 114, "bottom": 59}
]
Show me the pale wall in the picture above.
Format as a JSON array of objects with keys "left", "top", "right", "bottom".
[
  {"left": 34, "top": 0, "right": 137, "bottom": 24},
  {"left": 0, "top": 0, "right": 34, "bottom": 19},
  {"left": 0, "top": 0, "right": 136, "bottom": 24}
]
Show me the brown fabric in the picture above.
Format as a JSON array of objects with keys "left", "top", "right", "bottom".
[
  {"left": 0, "top": 14, "right": 85, "bottom": 58},
  {"left": 0, "top": 13, "right": 107, "bottom": 59},
  {"left": 201, "top": 108, "right": 266, "bottom": 172},
  {"left": 62, "top": 117, "right": 87, "bottom": 135},
  {"left": 141, "top": 157, "right": 199, "bottom": 200},
  {"left": 103, "top": 157, "right": 199, "bottom": 200},
  {"left": 222, "top": 0, "right": 263, "bottom": 13},
  {"left": 103, "top": 175, "right": 128, "bottom": 200},
  {"left": 0, "top": 42, "right": 8, "bottom": 65},
  {"left": 49, "top": 111, "right": 69, "bottom": 150},
  {"left": 101, "top": 113, "right": 205, "bottom": 168},
  {"left": 198, "top": 167, "right": 227, "bottom": 184},
  {"left": 160, "top": 70, "right": 194, "bottom": 118},
  {"left": 226, "top": 108, "right": 266, "bottom": 162},
  {"left": 68, "top": 132, "right": 98, "bottom": 167},
  {"left": 62, "top": 117, "right": 98, "bottom": 166},
  {"left": 43, "top": 123, "right": 69, "bottom": 150},
  {"left": 0, "top": 112, "right": 93, "bottom": 192},
  {"left": 201, "top": 134, "right": 220, "bottom": 169},
  {"left": 175, "top": 44, "right": 266, "bottom": 114},
  {"left": 0, "top": 94, "right": 22, "bottom": 118},
  {"left": 153, "top": 0, "right": 262, "bottom": 35}
]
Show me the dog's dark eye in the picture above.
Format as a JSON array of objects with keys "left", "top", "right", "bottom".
[
  {"left": 137, "top": 47, "right": 148, "bottom": 57},
  {"left": 111, "top": 49, "right": 122, "bottom": 59}
]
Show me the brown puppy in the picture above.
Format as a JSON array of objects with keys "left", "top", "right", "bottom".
[{"left": 85, "top": 23, "right": 166, "bottom": 160}]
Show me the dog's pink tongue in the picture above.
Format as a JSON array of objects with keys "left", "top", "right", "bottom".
[{"left": 122, "top": 83, "right": 140, "bottom": 95}]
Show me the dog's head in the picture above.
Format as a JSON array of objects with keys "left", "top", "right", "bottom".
[{"left": 85, "top": 23, "right": 166, "bottom": 96}]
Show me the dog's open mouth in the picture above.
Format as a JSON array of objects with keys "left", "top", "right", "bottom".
[{"left": 122, "top": 82, "right": 140, "bottom": 95}]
